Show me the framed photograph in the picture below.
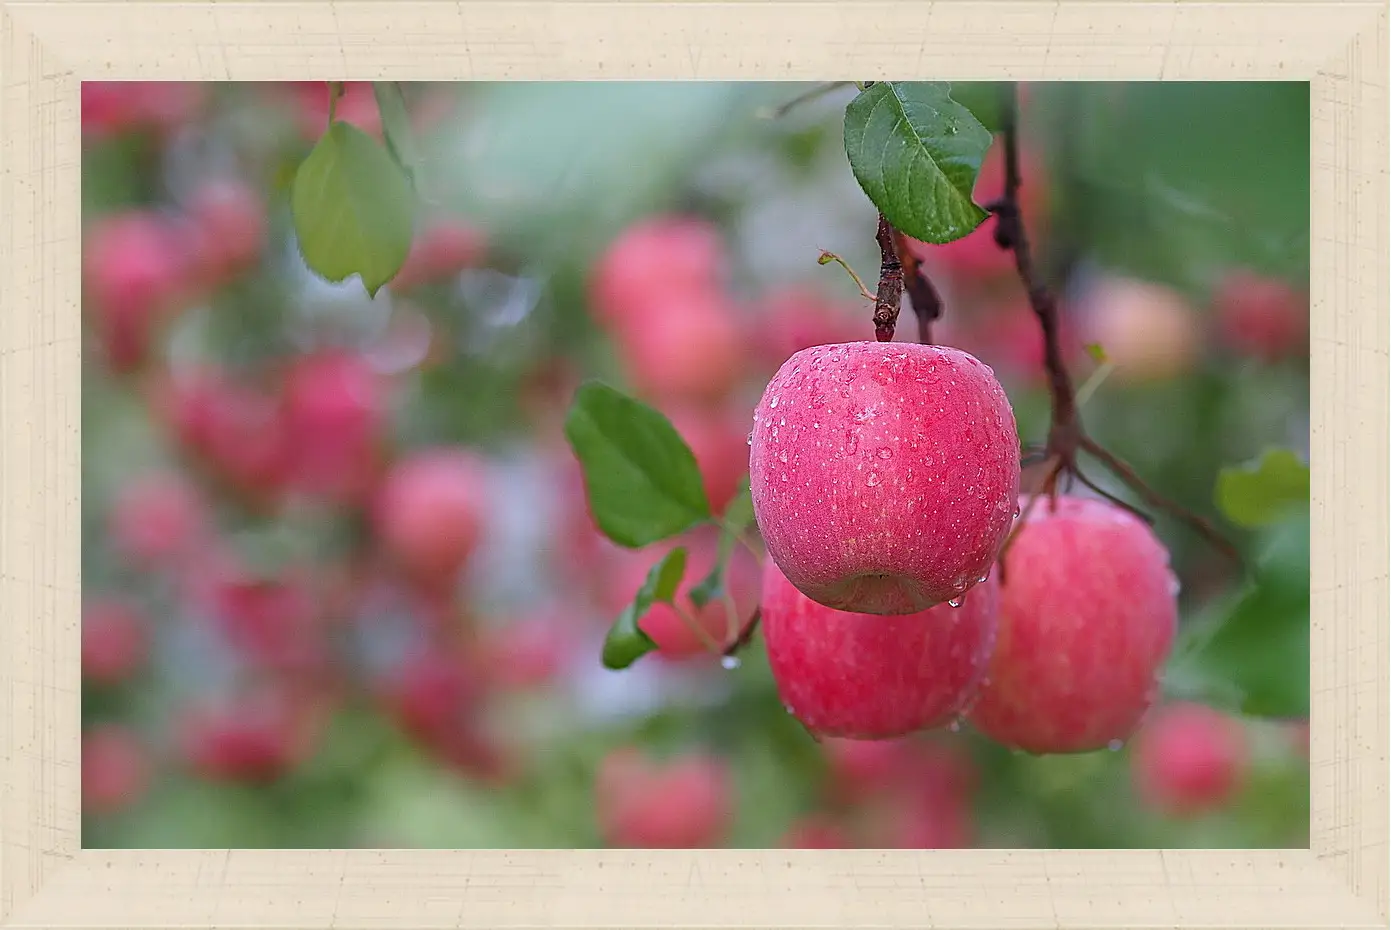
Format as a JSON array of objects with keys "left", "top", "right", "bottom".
[{"left": 1, "top": 3, "right": 1384, "bottom": 928}]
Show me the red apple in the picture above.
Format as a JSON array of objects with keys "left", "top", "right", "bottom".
[
  {"left": 595, "top": 748, "right": 733, "bottom": 848},
  {"left": 179, "top": 694, "right": 312, "bottom": 784},
  {"left": 380, "top": 649, "right": 484, "bottom": 747},
  {"left": 374, "top": 448, "right": 488, "bottom": 585},
  {"left": 82, "top": 599, "right": 148, "bottom": 686},
  {"left": 186, "top": 178, "right": 266, "bottom": 285},
  {"left": 762, "top": 558, "right": 999, "bottom": 739},
  {"left": 755, "top": 287, "right": 863, "bottom": 370},
  {"left": 968, "top": 495, "right": 1178, "bottom": 754},
  {"left": 1213, "top": 269, "right": 1308, "bottom": 362},
  {"left": 209, "top": 571, "right": 325, "bottom": 675},
  {"left": 750, "top": 342, "right": 1020, "bottom": 615},
  {"left": 1131, "top": 703, "right": 1250, "bottom": 816}
]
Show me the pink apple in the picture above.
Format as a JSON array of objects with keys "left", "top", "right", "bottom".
[
  {"left": 281, "top": 350, "right": 386, "bottom": 503},
  {"left": 762, "top": 558, "right": 999, "bottom": 739},
  {"left": 663, "top": 403, "right": 752, "bottom": 516},
  {"left": 393, "top": 219, "right": 487, "bottom": 290},
  {"left": 968, "top": 495, "right": 1178, "bottom": 754},
  {"left": 82, "top": 725, "right": 151, "bottom": 815},
  {"left": 615, "top": 289, "right": 746, "bottom": 403},
  {"left": 755, "top": 287, "right": 863, "bottom": 370},
  {"left": 750, "top": 341, "right": 1020, "bottom": 615},
  {"left": 1131, "top": 702, "right": 1250, "bottom": 816},
  {"left": 82, "top": 598, "right": 148, "bottom": 686},
  {"left": 595, "top": 748, "right": 733, "bottom": 848},
  {"left": 83, "top": 210, "right": 190, "bottom": 372},
  {"left": 108, "top": 472, "right": 207, "bottom": 569},
  {"left": 209, "top": 571, "right": 325, "bottom": 675},
  {"left": 589, "top": 216, "right": 725, "bottom": 327},
  {"left": 179, "top": 693, "right": 312, "bottom": 784},
  {"left": 186, "top": 178, "right": 266, "bottom": 285},
  {"left": 374, "top": 448, "right": 488, "bottom": 586},
  {"left": 1077, "top": 275, "right": 1201, "bottom": 382}
]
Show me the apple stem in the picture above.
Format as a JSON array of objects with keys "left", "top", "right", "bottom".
[
  {"left": 990, "top": 82, "right": 1242, "bottom": 573},
  {"left": 872, "top": 214, "right": 905, "bottom": 342}
]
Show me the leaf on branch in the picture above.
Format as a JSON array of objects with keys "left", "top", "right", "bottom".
[
  {"left": 602, "top": 547, "right": 688, "bottom": 669},
  {"left": 563, "top": 381, "right": 712, "bottom": 548},
  {"left": 843, "top": 82, "right": 992, "bottom": 245},
  {"left": 372, "top": 82, "right": 423, "bottom": 192},
  {"left": 1164, "top": 511, "right": 1309, "bottom": 718},
  {"left": 291, "top": 121, "right": 416, "bottom": 297},
  {"left": 1215, "top": 448, "right": 1310, "bottom": 528}
]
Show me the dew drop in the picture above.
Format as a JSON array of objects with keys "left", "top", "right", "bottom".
[
  {"left": 770, "top": 397, "right": 779, "bottom": 408},
  {"left": 1107, "top": 739, "right": 1124, "bottom": 752},
  {"left": 812, "top": 422, "right": 820, "bottom": 429},
  {"left": 977, "top": 575, "right": 989, "bottom": 584},
  {"left": 720, "top": 655, "right": 741, "bottom": 670},
  {"left": 778, "top": 451, "right": 788, "bottom": 463},
  {"left": 746, "top": 432, "right": 753, "bottom": 446},
  {"left": 948, "top": 719, "right": 962, "bottom": 733},
  {"left": 948, "top": 595, "right": 964, "bottom": 608},
  {"left": 779, "top": 418, "right": 786, "bottom": 426},
  {"left": 876, "top": 447, "right": 893, "bottom": 460},
  {"left": 846, "top": 435, "right": 859, "bottom": 456},
  {"left": 866, "top": 472, "right": 881, "bottom": 487},
  {"left": 1168, "top": 573, "right": 1182, "bottom": 597}
]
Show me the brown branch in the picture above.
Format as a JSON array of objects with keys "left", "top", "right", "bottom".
[
  {"left": 891, "top": 228, "right": 943, "bottom": 344},
  {"left": 873, "top": 214, "right": 904, "bottom": 342},
  {"left": 989, "top": 81, "right": 1241, "bottom": 574}
]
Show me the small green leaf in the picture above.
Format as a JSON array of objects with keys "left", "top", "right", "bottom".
[
  {"left": 843, "top": 81, "right": 992, "bottom": 244},
  {"left": 1215, "top": 448, "right": 1310, "bottom": 528},
  {"left": 1085, "top": 343, "right": 1109, "bottom": 364},
  {"left": 601, "top": 548, "right": 688, "bottom": 669},
  {"left": 563, "top": 381, "right": 712, "bottom": 548},
  {"left": 1167, "top": 512, "right": 1310, "bottom": 718},
  {"left": 291, "top": 121, "right": 416, "bottom": 297},
  {"left": 372, "top": 82, "right": 422, "bottom": 191}
]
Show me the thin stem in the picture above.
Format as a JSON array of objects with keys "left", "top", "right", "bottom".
[
  {"left": 1074, "top": 361, "right": 1116, "bottom": 408},
  {"left": 818, "top": 250, "right": 876, "bottom": 302},
  {"left": 722, "top": 608, "right": 761, "bottom": 658},
  {"left": 760, "top": 82, "right": 853, "bottom": 120},
  {"left": 673, "top": 603, "right": 723, "bottom": 656},
  {"left": 326, "top": 82, "right": 344, "bottom": 127}
]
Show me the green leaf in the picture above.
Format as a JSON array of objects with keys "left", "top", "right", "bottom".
[
  {"left": 1167, "top": 512, "right": 1310, "bottom": 718},
  {"left": 843, "top": 81, "right": 992, "bottom": 244},
  {"left": 601, "top": 547, "right": 688, "bottom": 669},
  {"left": 1215, "top": 448, "right": 1310, "bottom": 528},
  {"left": 291, "top": 121, "right": 416, "bottom": 297},
  {"left": 563, "top": 381, "right": 712, "bottom": 548},
  {"left": 945, "top": 81, "right": 1005, "bottom": 133},
  {"left": 372, "top": 82, "right": 422, "bottom": 191}
]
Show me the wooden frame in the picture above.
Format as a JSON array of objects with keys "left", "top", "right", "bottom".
[{"left": 1, "top": 3, "right": 1384, "bottom": 927}]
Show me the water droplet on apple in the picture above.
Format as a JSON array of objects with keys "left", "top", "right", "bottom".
[
  {"left": 770, "top": 397, "right": 779, "bottom": 408},
  {"left": 812, "top": 422, "right": 820, "bottom": 429},
  {"left": 720, "top": 655, "right": 741, "bottom": 670},
  {"left": 778, "top": 451, "right": 788, "bottom": 463},
  {"left": 948, "top": 595, "right": 964, "bottom": 608},
  {"left": 1168, "top": 573, "right": 1181, "bottom": 597},
  {"left": 1107, "top": 739, "right": 1124, "bottom": 752},
  {"left": 876, "top": 447, "right": 892, "bottom": 460},
  {"left": 845, "top": 434, "right": 858, "bottom": 456},
  {"left": 866, "top": 472, "right": 881, "bottom": 487},
  {"left": 746, "top": 433, "right": 753, "bottom": 446},
  {"left": 977, "top": 575, "right": 989, "bottom": 584},
  {"left": 948, "top": 719, "right": 962, "bottom": 733}
]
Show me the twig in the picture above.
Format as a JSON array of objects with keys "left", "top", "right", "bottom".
[
  {"left": 1080, "top": 437, "right": 1242, "bottom": 566},
  {"left": 873, "top": 214, "right": 904, "bottom": 342},
  {"left": 759, "top": 82, "right": 853, "bottom": 120},
  {"left": 891, "top": 227, "right": 943, "bottom": 344},
  {"left": 817, "top": 250, "right": 876, "bottom": 302}
]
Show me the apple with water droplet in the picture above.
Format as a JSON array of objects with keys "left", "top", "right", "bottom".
[
  {"left": 749, "top": 342, "right": 1020, "bottom": 614},
  {"left": 761, "top": 557, "right": 999, "bottom": 739},
  {"left": 968, "top": 495, "right": 1178, "bottom": 753}
]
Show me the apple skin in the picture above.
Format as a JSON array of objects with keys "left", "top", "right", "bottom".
[
  {"left": 761, "top": 558, "right": 1000, "bottom": 739},
  {"left": 1130, "top": 702, "right": 1250, "bottom": 816},
  {"left": 968, "top": 495, "right": 1178, "bottom": 754},
  {"left": 749, "top": 342, "right": 1020, "bottom": 615}
]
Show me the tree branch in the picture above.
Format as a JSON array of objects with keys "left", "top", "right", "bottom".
[{"left": 891, "top": 227, "right": 943, "bottom": 344}]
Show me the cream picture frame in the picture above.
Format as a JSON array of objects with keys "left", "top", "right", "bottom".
[{"left": 1, "top": 3, "right": 1385, "bottom": 927}]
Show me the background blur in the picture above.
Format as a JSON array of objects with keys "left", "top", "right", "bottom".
[{"left": 81, "top": 81, "right": 1310, "bottom": 849}]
